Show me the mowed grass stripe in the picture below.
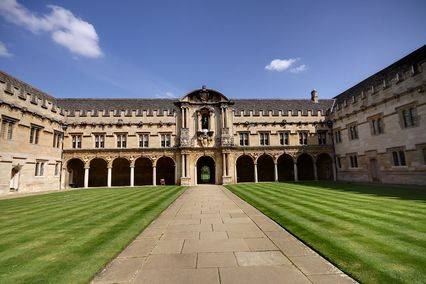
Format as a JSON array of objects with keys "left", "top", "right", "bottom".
[
  {"left": 0, "top": 186, "right": 185, "bottom": 284},
  {"left": 226, "top": 182, "right": 426, "bottom": 284},
  {"left": 0, "top": 188, "right": 143, "bottom": 228},
  {"left": 245, "top": 183, "right": 426, "bottom": 239},
  {"left": 236, "top": 185, "right": 426, "bottom": 264},
  {"left": 229, "top": 185, "right": 420, "bottom": 283},
  {"left": 243, "top": 182, "right": 426, "bottom": 217},
  {"left": 0, "top": 187, "right": 166, "bottom": 261},
  {"left": 8, "top": 187, "right": 179, "bottom": 284}
]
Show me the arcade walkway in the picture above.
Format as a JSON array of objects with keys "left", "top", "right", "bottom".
[{"left": 93, "top": 185, "right": 354, "bottom": 284}]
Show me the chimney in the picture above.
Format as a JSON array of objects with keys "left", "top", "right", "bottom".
[{"left": 311, "top": 89, "right": 318, "bottom": 103}]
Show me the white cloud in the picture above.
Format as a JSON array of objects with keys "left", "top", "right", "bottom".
[
  {"left": 265, "top": 58, "right": 297, "bottom": 72},
  {"left": 0, "top": 0, "right": 102, "bottom": 58},
  {"left": 156, "top": 91, "right": 177, "bottom": 99},
  {"left": 0, "top": 41, "right": 13, "bottom": 57},
  {"left": 290, "top": 64, "right": 307, "bottom": 73}
]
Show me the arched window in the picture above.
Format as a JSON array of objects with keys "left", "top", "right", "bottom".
[{"left": 201, "top": 112, "right": 209, "bottom": 130}]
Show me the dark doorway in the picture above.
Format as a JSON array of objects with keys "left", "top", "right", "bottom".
[
  {"left": 277, "top": 154, "right": 294, "bottom": 181},
  {"left": 197, "top": 156, "right": 215, "bottom": 184},
  {"left": 89, "top": 158, "right": 108, "bottom": 187},
  {"left": 67, "top": 158, "right": 84, "bottom": 188},
  {"left": 112, "top": 158, "right": 130, "bottom": 186},
  {"left": 317, "top": 153, "right": 333, "bottom": 180},
  {"left": 135, "top": 157, "right": 153, "bottom": 185},
  {"left": 370, "top": 158, "right": 380, "bottom": 182},
  {"left": 236, "top": 155, "right": 254, "bottom": 182},
  {"left": 297, "top": 154, "right": 314, "bottom": 180},
  {"left": 257, "top": 154, "right": 274, "bottom": 182},
  {"left": 156, "top": 157, "right": 175, "bottom": 185}
]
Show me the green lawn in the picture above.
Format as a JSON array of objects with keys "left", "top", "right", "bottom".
[
  {"left": 226, "top": 182, "right": 426, "bottom": 284},
  {"left": 0, "top": 186, "right": 185, "bottom": 284}
]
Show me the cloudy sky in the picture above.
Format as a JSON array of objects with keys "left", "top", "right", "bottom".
[{"left": 0, "top": 0, "right": 425, "bottom": 99}]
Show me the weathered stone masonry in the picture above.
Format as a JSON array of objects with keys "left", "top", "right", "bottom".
[{"left": 0, "top": 45, "right": 425, "bottom": 195}]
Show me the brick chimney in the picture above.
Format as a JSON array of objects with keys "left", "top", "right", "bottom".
[{"left": 311, "top": 89, "right": 318, "bottom": 103}]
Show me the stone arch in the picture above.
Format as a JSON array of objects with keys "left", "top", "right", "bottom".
[
  {"left": 236, "top": 154, "right": 255, "bottom": 182},
  {"left": 112, "top": 157, "right": 130, "bottom": 186},
  {"left": 277, "top": 154, "right": 294, "bottom": 181},
  {"left": 156, "top": 156, "right": 175, "bottom": 185},
  {"left": 257, "top": 154, "right": 274, "bottom": 182},
  {"left": 89, "top": 158, "right": 108, "bottom": 187},
  {"left": 297, "top": 153, "right": 315, "bottom": 180},
  {"left": 196, "top": 155, "right": 216, "bottom": 184},
  {"left": 67, "top": 158, "right": 84, "bottom": 188},
  {"left": 134, "top": 156, "right": 153, "bottom": 186},
  {"left": 316, "top": 153, "right": 333, "bottom": 180}
]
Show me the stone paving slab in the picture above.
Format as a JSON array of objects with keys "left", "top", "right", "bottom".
[{"left": 92, "top": 185, "right": 356, "bottom": 283}]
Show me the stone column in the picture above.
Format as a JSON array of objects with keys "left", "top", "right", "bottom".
[
  {"left": 84, "top": 167, "right": 89, "bottom": 188},
  {"left": 222, "top": 153, "right": 227, "bottom": 177},
  {"left": 274, "top": 161, "right": 278, "bottom": 182},
  {"left": 107, "top": 167, "right": 112, "bottom": 187},
  {"left": 181, "top": 154, "right": 186, "bottom": 177},
  {"left": 293, "top": 161, "right": 298, "bottom": 182},
  {"left": 153, "top": 166, "right": 157, "bottom": 186},
  {"left": 254, "top": 163, "right": 258, "bottom": 183},
  {"left": 194, "top": 165, "right": 197, "bottom": 185},
  {"left": 313, "top": 161, "right": 318, "bottom": 181},
  {"left": 130, "top": 166, "right": 134, "bottom": 187}
]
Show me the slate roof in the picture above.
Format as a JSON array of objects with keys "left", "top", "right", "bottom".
[
  {"left": 56, "top": 98, "right": 176, "bottom": 112},
  {"left": 0, "top": 70, "right": 55, "bottom": 101},
  {"left": 334, "top": 45, "right": 426, "bottom": 104},
  {"left": 232, "top": 99, "right": 334, "bottom": 115}
]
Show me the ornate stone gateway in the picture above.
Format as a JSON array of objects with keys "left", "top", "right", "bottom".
[{"left": 196, "top": 156, "right": 215, "bottom": 184}]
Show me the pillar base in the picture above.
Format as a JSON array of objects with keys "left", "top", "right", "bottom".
[
  {"left": 222, "top": 176, "right": 232, "bottom": 185},
  {"left": 180, "top": 177, "right": 191, "bottom": 186}
]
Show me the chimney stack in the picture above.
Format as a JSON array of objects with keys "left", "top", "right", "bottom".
[{"left": 311, "top": 89, "right": 318, "bottom": 103}]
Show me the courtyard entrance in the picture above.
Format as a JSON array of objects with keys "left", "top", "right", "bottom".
[{"left": 196, "top": 156, "right": 215, "bottom": 184}]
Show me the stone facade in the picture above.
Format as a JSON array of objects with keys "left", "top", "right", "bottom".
[
  {"left": 330, "top": 45, "right": 426, "bottom": 185},
  {"left": 0, "top": 46, "right": 425, "bottom": 195}
]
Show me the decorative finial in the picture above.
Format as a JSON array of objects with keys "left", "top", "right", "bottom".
[{"left": 311, "top": 89, "right": 318, "bottom": 103}]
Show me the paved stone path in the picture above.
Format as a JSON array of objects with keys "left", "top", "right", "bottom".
[{"left": 93, "top": 185, "right": 355, "bottom": 284}]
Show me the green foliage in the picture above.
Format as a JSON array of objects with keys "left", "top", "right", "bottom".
[
  {"left": 0, "top": 186, "right": 185, "bottom": 284},
  {"left": 226, "top": 182, "right": 426, "bottom": 284}
]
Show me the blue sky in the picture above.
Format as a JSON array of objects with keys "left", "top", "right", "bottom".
[{"left": 0, "top": 0, "right": 425, "bottom": 100}]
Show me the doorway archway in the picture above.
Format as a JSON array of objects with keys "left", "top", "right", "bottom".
[
  {"left": 67, "top": 158, "right": 84, "bottom": 188},
  {"left": 257, "top": 154, "right": 274, "bottom": 182},
  {"left": 10, "top": 165, "right": 21, "bottom": 191},
  {"left": 197, "top": 156, "right": 215, "bottom": 184},
  {"left": 156, "top": 157, "right": 175, "bottom": 185},
  {"left": 316, "top": 153, "right": 333, "bottom": 180},
  {"left": 236, "top": 155, "right": 255, "bottom": 182}
]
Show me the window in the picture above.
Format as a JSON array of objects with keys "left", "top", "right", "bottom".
[
  {"left": 72, "top": 135, "right": 82, "bottom": 149},
  {"left": 423, "top": 148, "right": 426, "bottom": 165},
  {"left": 400, "top": 106, "right": 417, "bottom": 128},
  {"left": 318, "top": 131, "right": 327, "bottom": 145},
  {"left": 348, "top": 124, "right": 358, "bottom": 140},
  {"left": 1, "top": 116, "right": 16, "bottom": 140},
  {"left": 239, "top": 132, "right": 249, "bottom": 146},
  {"left": 54, "top": 162, "right": 61, "bottom": 176},
  {"left": 161, "top": 133, "right": 171, "bottom": 147},
  {"left": 94, "top": 134, "right": 105, "bottom": 148},
  {"left": 392, "top": 150, "right": 406, "bottom": 166},
  {"left": 116, "top": 133, "right": 127, "bottom": 148},
  {"left": 35, "top": 161, "right": 45, "bottom": 176},
  {"left": 279, "top": 132, "right": 289, "bottom": 145},
  {"left": 53, "top": 131, "right": 62, "bottom": 148},
  {"left": 29, "top": 125, "right": 41, "bottom": 144},
  {"left": 299, "top": 132, "right": 308, "bottom": 145},
  {"left": 336, "top": 157, "right": 342, "bottom": 169},
  {"left": 139, "top": 133, "right": 149, "bottom": 148},
  {"left": 370, "top": 116, "right": 384, "bottom": 135},
  {"left": 259, "top": 132, "right": 269, "bottom": 146},
  {"left": 334, "top": 130, "right": 342, "bottom": 144},
  {"left": 349, "top": 155, "right": 358, "bottom": 168}
]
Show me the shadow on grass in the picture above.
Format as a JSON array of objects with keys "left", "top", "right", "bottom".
[{"left": 289, "top": 181, "right": 426, "bottom": 202}]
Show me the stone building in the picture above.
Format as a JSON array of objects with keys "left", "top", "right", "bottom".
[{"left": 0, "top": 45, "right": 425, "bottom": 195}]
